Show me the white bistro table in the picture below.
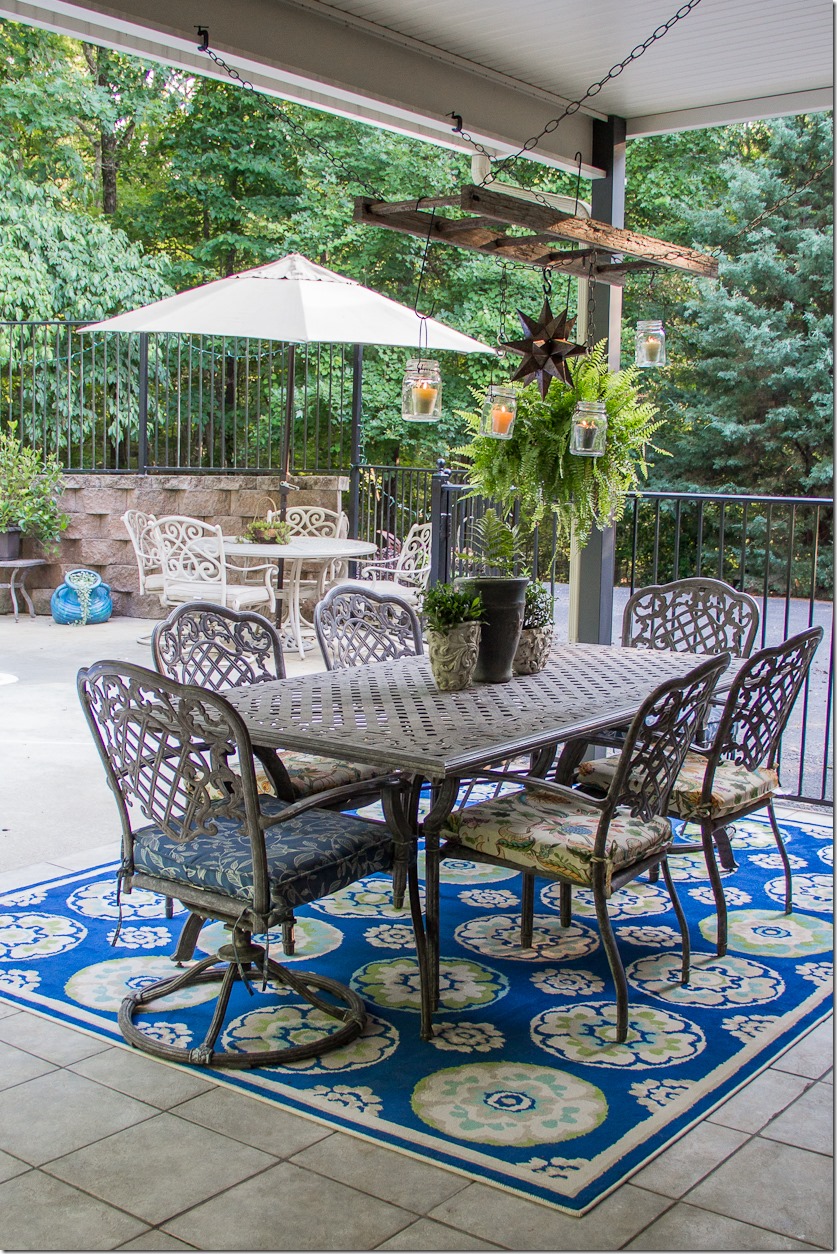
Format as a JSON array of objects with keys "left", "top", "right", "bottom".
[{"left": 223, "top": 536, "right": 377, "bottom": 658}]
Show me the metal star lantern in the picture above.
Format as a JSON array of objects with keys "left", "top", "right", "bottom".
[{"left": 501, "top": 300, "right": 587, "bottom": 398}]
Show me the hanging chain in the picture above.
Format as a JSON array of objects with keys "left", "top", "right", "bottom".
[
  {"left": 585, "top": 258, "right": 598, "bottom": 351},
  {"left": 482, "top": 0, "right": 703, "bottom": 187},
  {"left": 199, "top": 37, "right": 385, "bottom": 201},
  {"left": 497, "top": 264, "right": 510, "bottom": 352},
  {"left": 715, "top": 159, "right": 834, "bottom": 254},
  {"left": 542, "top": 269, "right": 553, "bottom": 300}
]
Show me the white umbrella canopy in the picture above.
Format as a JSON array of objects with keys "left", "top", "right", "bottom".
[{"left": 84, "top": 252, "right": 493, "bottom": 353}]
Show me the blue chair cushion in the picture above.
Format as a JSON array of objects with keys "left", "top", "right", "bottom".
[{"left": 132, "top": 796, "right": 394, "bottom": 910}]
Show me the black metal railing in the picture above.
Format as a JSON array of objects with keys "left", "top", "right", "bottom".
[{"left": 0, "top": 321, "right": 354, "bottom": 473}]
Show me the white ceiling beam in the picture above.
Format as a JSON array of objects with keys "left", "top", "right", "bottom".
[
  {"left": 0, "top": 0, "right": 603, "bottom": 176},
  {"left": 628, "top": 88, "right": 834, "bottom": 137}
]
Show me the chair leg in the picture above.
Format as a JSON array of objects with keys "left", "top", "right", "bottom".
[
  {"left": 767, "top": 799, "right": 793, "bottom": 914},
  {"left": 701, "top": 819, "right": 728, "bottom": 957},
  {"left": 593, "top": 873, "right": 629, "bottom": 1043},
  {"left": 560, "top": 882, "right": 572, "bottom": 928},
  {"left": 520, "top": 873, "right": 535, "bottom": 948},
  {"left": 282, "top": 920, "right": 296, "bottom": 956},
  {"left": 424, "top": 831, "right": 441, "bottom": 1014},
  {"left": 172, "top": 911, "right": 208, "bottom": 963},
  {"left": 661, "top": 856, "right": 691, "bottom": 986},
  {"left": 713, "top": 825, "right": 739, "bottom": 872}
]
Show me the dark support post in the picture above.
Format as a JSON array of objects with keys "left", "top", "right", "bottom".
[
  {"left": 576, "top": 114, "right": 626, "bottom": 644},
  {"left": 137, "top": 332, "right": 149, "bottom": 474},
  {"left": 348, "top": 344, "right": 363, "bottom": 541},
  {"left": 429, "top": 459, "right": 452, "bottom": 587}
]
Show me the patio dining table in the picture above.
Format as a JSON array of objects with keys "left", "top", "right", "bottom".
[
  {"left": 223, "top": 536, "right": 377, "bottom": 658},
  {"left": 224, "top": 642, "right": 730, "bottom": 1037}
]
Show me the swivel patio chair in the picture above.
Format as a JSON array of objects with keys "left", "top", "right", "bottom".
[
  {"left": 122, "top": 509, "right": 164, "bottom": 599},
  {"left": 153, "top": 515, "right": 278, "bottom": 614},
  {"left": 77, "top": 659, "right": 408, "bottom": 1069},
  {"left": 578, "top": 626, "right": 823, "bottom": 955},
  {"left": 432, "top": 653, "right": 727, "bottom": 1042},
  {"left": 314, "top": 584, "right": 424, "bottom": 671},
  {"left": 341, "top": 521, "right": 432, "bottom": 607}
]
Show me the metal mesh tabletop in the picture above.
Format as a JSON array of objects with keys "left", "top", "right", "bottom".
[{"left": 225, "top": 643, "right": 723, "bottom": 780}]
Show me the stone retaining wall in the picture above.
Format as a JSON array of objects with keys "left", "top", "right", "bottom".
[{"left": 4, "top": 473, "right": 349, "bottom": 619}]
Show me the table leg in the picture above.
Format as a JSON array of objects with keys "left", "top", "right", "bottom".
[
  {"left": 288, "top": 559, "right": 306, "bottom": 658},
  {"left": 421, "top": 777, "right": 460, "bottom": 1029}
]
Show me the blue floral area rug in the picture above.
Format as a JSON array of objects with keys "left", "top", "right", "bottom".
[{"left": 0, "top": 809, "right": 831, "bottom": 1214}]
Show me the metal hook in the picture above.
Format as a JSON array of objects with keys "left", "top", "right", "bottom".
[
  {"left": 195, "top": 26, "right": 209, "bottom": 52},
  {"left": 447, "top": 112, "right": 464, "bottom": 134}
]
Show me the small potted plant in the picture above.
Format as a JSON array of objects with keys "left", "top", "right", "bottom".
[
  {"left": 513, "top": 581, "right": 554, "bottom": 675},
  {"left": 0, "top": 422, "right": 69, "bottom": 559},
  {"left": 241, "top": 516, "right": 292, "bottom": 544},
  {"left": 454, "top": 510, "right": 528, "bottom": 683},
  {"left": 420, "top": 583, "right": 484, "bottom": 692}
]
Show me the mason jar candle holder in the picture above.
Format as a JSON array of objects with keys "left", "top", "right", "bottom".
[
  {"left": 635, "top": 320, "right": 666, "bottom": 368},
  {"left": 402, "top": 358, "right": 442, "bottom": 422},
  {"left": 480, "top": 386, "right": 517, "bottom": 439},
  {"left": 570, "top": 400, "right": 607, "bottom": 457}
]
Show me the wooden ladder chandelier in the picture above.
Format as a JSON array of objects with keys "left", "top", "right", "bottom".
[{"left": 354, "top": 184, "right": 718, "bottom": 286}]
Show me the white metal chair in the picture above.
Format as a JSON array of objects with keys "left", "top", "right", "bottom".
[
  {"left": 122, "top": 509, "right": 164, "bottom": 599},
  {"left": 343, "top": 521, "right": 432, "bottom": 607},
  {"left": 152, "top": 515, "right": 277, "bottom": 614},
  {"left": 283, "top": 505, "right": 349, "bottom": 594}
]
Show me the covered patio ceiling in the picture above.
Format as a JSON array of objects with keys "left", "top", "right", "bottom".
[{"left": 0, "top": 0, "right": 832, "bottom": 179}]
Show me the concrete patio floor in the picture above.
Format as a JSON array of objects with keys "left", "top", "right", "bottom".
[{"left": 0, "top": 614, "right": 832, "bottom": 1252}]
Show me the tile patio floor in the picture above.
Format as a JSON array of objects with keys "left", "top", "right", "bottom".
[{"left": 0, "top": 616, "right": 832, "bottom": 1252}]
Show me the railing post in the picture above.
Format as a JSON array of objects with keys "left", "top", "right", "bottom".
[
  {"left": 347, "top": 344, "right": 363, "bottom": 541},
  {"left": 137, "top": 332, "right": 149, "bottom": 474},
  {"left": 429, "top": 458, "right": 452, "bottom": 586}
]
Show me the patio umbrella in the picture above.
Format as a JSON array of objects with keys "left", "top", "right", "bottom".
[{"left": 84, "top": 251, "right": 494, "bottom": 482}]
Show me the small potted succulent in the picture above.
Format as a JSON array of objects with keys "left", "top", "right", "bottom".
[
  {"left": 241, "top": 516, "right": 292, "bottom": 544},
  {"left": 420, "top": 583, "right": 484, "bottom": 692},
  {"left": 0, "top": 422, "right": 69, "bottom": 559},
  {"left": 513, "top": 581, "right": 555, "bottom": 675},
  {"left": 454, "top": 510, "right": 528, "bottom": 683}
]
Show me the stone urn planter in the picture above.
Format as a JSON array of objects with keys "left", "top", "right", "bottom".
[
  {"left": 426, "top": 622, "right": 481, "bottom": 692},
  {"left": 513, "top": 625, "right": 553, "bottom": 675}
]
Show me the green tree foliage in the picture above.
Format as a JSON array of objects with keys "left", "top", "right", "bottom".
[{"left": 623, "top": 115, "right": 833, "bottom": 496}]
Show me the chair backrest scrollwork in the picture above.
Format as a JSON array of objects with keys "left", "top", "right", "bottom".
[
  {"left": 122, "top": 509, "right": 162, "bottom": 594},
  {"left": 284, "top": 506, "right": 347, "bottom": 540},
  {"left": 710, "top": 626, "right": 823, "bottom": 775},
  {"left": 623, "top": 577, "right": 760, "bottom": 659},
  {"left": 77, "top": 662, "right": 267, "bottom": 908},
  {"left": 394, "top": 522, "right": 432, "bottom": 588},
  {"left": 315, "top": 586, "right": 424, "bottom": 671},
  {"left": 153, "top": 516, "right": 226, "bottom": 597},
  {"left": 603, "top": 653, "right": 729, "bottom": 826},
  {"left": 152, "top": 603, "right": 285, "bottom": 692}
]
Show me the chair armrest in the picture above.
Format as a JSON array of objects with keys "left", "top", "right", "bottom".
[
  {"left": 259, "top": 773, "right": 402, "bottom": 824},
  {"left": 465, "top": 769, "right": 606, "bottom": 811}
]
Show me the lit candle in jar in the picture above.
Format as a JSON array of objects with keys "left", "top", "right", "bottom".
[
  {"left": 491, "top": 403, "right": 515, "bottom": 436},
  {"left": 412, "top": 383, "right": 438, "bottom": 414},
  {"left": 576, "top": 420, "right": 597, "bottom": 450},
  {"left": 643, "top": 335, "right": 662, "bottom": 364}
]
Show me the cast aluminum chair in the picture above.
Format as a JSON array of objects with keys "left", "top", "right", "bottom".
[
  {"left": 579, "top": 626, "right": 823, "bottom": 956},
  {"left": 77, "top": 660, "right": 409, "bottom": 1069},
  {"left": 153, "top": 515, "right": 277, "bottom": 614},
  {"left": 122, "top": 509, "right": 164, "bottom": 598},
  {"left": 152, "top": 602, "right": 383, "bottom": 806},
  {"left": 622, "top": 576, "right": 760, "bottom": 658},
  {"left": 284, "top": 504, "right": 350, "bottom": 593},
  {"left": 432, "top": 654, "right": 727, "bottom": 1042},
  {"left": 342, "top": 521, "right": 432, "bottom": 607},
  {"left": 314, "top": 585, "right": 424, "bottom": 671}
]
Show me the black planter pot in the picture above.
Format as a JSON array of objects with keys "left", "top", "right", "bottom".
[
  {"left": 455, "top": 576, "right": 528, "bottom": 683},
  {"left": 0, "top": 528, "right": 22, "bottom": 561}
]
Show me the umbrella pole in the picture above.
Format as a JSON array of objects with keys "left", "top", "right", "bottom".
[{"left": 274, "top": 346, "right": 296, "bottom": 629}]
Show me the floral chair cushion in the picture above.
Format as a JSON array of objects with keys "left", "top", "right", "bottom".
[
  {"left": 578, "top": 751, "right": 779, "bottom": 822},
  {"left": 132, "top": 796, "right": 394, "bottom": 911},
  {"left": 223, "top": 752, "right": 382, "bottom": 800},
  {"left": 441, "top": 789, "right": 671, "bottom": 894}
]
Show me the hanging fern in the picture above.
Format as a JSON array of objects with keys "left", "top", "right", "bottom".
[{"left": 454, "top": 342, "right": 667, "bottom": 548}]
